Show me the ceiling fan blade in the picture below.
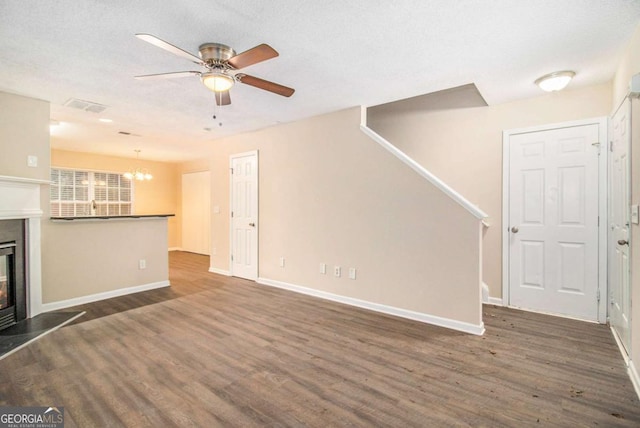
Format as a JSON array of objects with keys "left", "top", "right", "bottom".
[
  {"left": 214, "top": 91, "right": 231, "bottom": 106},
  {"left": 135, "top": 71, "right": 201, "bottom": 80},
  {"left": 237, "top": 74, "right": 295, "bottom": 97},
  {"left": 228, "top": 44, "right": 279, "bottom": 69},
  {"left": 135, "top": 33, "right": 203, "bottom": 65}
]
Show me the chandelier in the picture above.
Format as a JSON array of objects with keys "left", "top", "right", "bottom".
[{"left": 123, "top": 149, "right": 153, "bottom": 181}]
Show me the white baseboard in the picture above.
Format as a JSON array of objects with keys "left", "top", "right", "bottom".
[
  {"left": 209, "top": 267, "right": 231, "bottom": 276},
  {"left": 629, "top": 360, "right": 640, "bottom": 400},
  {"left": 610, "top": 326, "right": 640, "bottom": 400},
  {"left": 481, "top": 282, "right": 504, "bottom": 306},
  {"left": 168, "top": 247, "right": 182, "bottom": 252},
  {"left": 487, "top": 297, "right": 504, "bottom": 306},
  {"left": 257, "top": 277, "right": 485, "bottom": 336},
  {"left": 41, "top": 280, "right": 171, "bottom": 312}
]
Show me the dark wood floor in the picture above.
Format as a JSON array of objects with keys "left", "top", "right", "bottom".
[{"left": 0, "top": 251, "right": 638, "bottom": 427}]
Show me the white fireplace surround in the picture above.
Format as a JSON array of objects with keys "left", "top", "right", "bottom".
[{"left": 0, "top": 175, "right": 49, "bottom": 318}]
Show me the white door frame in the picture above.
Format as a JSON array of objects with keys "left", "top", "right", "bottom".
[
  {"left": 502, "top": 117, "right": 608, "bottom": 322},
  {"left": 229, "top": 150, "right": 259, "bottom": 278}
]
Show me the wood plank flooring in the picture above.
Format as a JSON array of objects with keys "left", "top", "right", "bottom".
[{"left": 0, "top": 251, "right": 638, "bottom": 426}]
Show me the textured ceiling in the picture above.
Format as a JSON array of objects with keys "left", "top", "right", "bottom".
[{"left": 1, "top": 0, "right": 639, "bottom": 162}]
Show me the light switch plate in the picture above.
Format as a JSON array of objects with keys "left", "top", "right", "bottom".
[
  {"left": 27, "top": 155, "right": 38, "bottom": 167},
  {"left": 632, "top": 204, "right": 639, "bottom": 225}
]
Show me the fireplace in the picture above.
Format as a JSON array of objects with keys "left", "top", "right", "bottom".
[
  {"left": 0, "top": 175, "right": 43, "bottom": 323},
  {"left": 0, "top": 219, "right": 26, "bottom": 330}
]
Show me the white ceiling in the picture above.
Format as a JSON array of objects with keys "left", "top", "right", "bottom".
[{"left": 1, "top": 1, "right": 639, "bottom": 162}]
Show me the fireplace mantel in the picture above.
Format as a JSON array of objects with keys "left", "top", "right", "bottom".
[{"left": 0, "top": 175, "right": 46, "bottom": 317}]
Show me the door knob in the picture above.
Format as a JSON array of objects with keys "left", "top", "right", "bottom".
[
  {"left": 617, "top": 239, "right": 629, "bottom": 246},
  {"left": 249, "top": 222, "right": 255, "bottom": 227},
  {"left": 511, "top": 226, "right": 519, "bottom": 233}
]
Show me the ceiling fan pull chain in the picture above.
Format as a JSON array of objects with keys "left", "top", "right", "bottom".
[{"left": 213, "top": 94, "right": 223, "bottom": 127}]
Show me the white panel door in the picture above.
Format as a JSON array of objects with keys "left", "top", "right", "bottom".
[
  {"left": 230, "top": 152, "right": 258, "bottom": 280},
  {"left": 610, "top": 100, "right": 631, "bottom": 352},
  {"left": 509, "top": 124, "right": 600, "bottom": 320},
  {"left": 182, "top": 171, "right": 211, "bottom": 255}
]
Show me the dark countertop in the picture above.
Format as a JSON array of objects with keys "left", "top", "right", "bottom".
[{"left": 50, "top": 214, "right": 175, "bottom": 221}]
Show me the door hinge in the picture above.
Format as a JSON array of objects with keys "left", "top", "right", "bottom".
[
  {"left": 597, "top": 289, "right": 600, "bottom": 302},
  {"left": 610, "top": 140, "right": 614, "bottom": 152},
  {"left": 230, "top": 167, "right": 234, "bottom": 174},
  {"left": 231, "top": 254, "right": 234, "bottom": 261},
  {"left": 231, "top": 211, "right": 234, "bottom": 218},
  {"left": 597, "top": 216, "right": 600, "bottom": 226}
]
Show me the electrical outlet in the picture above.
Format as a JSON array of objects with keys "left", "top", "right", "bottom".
[
  {"left": 27, "top": 155, "right": 38, "bottom": 167},
  {"left": 320, "top": 263, "right": 326, "bottom": 274},
  {"left": 139, "top": 259, "right": 146, "bottom": 269},
  {"left": 349, "top": 268, "right": 357, "bottom": 280},
  {"left": 280, "top": 257, "right": 285, "bottom": 268},
  {"left": 334, "top": 266, "right": 341, "bottom": 277}
]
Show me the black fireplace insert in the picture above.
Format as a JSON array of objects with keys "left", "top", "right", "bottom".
[{"left": 0, "top": 220, "right": 26, "bottom": 331}]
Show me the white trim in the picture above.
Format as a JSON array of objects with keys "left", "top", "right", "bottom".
[
  {"left": 0, "top": 311, "right": 85, "bottom": 361},
  {"left": 359, "top": 106, "right": 487, "bottom": 220},
  {"left": 209, "top": 267, "right": 231, "bottom": 276},
  {"left": 629, "top": 360, "right": 640, "bottom": 400},
  {"left": 257, "top": 277, "right": 485, "bottom": 336},
  {"left": 502, "top": 117, "right": 608, "bottom": 323},
  {"left": 611, "top": 325, "right": 630, "bottom": 364},
  {"left": 487, "top": 297, "right": 504, "bottom": 306},
  {"left": 597, "top": 117, "right": 609, "bottom": 323},
  {"left": 0, "top": 175, "right": 51, "bottom": 185},
  {"left": 0, "top": 209, "right": 43, "bottom": 219},
  {"left": 40, "top": 280, "right": 170, "bottom": 312},
  {"left": 482, "top": 280, "right": 503, "bottom": 305},
  {"left": 611, "top": 326, "right": 640, "bottom": 400},
  {"left": 26, "top": 217, "right": 43, "bottom": 317}
]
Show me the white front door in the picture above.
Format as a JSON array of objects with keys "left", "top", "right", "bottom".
[
  {"left": 610, "top": 100, "right": 631, "bottom": 352},
  {"left": 230, "top": 151, "right": 258, "bottom": 280},
  {"left": 182, "top": 171, "right": 211, "bottom": 255},
  {"left": 508, "top": 124, "right": 600, "bottom": 321}
]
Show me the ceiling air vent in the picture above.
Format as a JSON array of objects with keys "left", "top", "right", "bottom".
[
  {"left": 63, "top": 98, "right": 108, "bottom": 114},
  {"left": 118, "top": 131, "right": 141, "bottom": 137}
]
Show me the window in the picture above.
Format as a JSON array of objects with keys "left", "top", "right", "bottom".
[{"left": 50, "top": 168, "right": 133, "bottom": 217}]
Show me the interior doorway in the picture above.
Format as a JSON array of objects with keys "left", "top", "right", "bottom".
[
  {"left": 503, "top": 118, "right": 608, "bottom": 322},
  {"left": 610, "top": 99, "right": 632, "bottom": 353},
  {"left": 230, "top": 151, "right": 258, "bottom": 280}
]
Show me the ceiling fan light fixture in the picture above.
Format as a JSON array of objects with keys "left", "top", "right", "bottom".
[
  {"left": 535, "top": 71, "right": 575, "bottom": 92},
  {"left": 201, "top": 71, "right": 234, "bottom": 92}
]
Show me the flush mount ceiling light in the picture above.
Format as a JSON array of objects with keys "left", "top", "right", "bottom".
[
  {"left": 201, "top": 71, "right": 235, "bottom": 92},
  {"left": 535, "top": 71, "right": 575, "bottom": 92},
  {"left": 123, "top": 149, "right": 152, "bottom": 181}
]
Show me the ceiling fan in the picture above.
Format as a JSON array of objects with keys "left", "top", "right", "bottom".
[{"left": 134, "top": 33, "right": 295, "bottom": 106}]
